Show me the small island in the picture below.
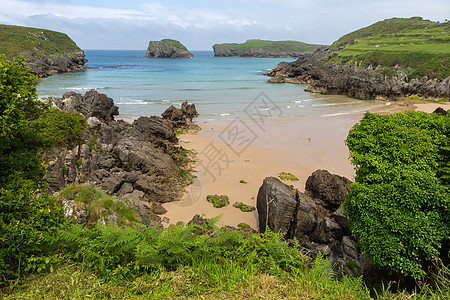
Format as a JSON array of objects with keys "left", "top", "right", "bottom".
[
  {"left": 213, "top": 39, "right": 324, "bottom": 58},
  {"left": 0, "top": 24, "right": 87, "bottom": 77},
  {"left": 144, "top": 39, "right": 194, "bottom": 58}
]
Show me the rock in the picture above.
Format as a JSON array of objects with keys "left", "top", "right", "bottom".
[
  {"left": 432, "top": 107, "right": 448, "bottom": 116},
  {"left": 144, "top": 39, "right": 194, "bottom": 58},
  {"left": 257, "top": 177, "right": 297, "bottom": 234},
  {"left": 42, "top": 90, "right": 199, "bottom": 229},
  {"left": 0, "top": 24, "right": 87, "bottom": 78},
  {"left": 305, "top": 169, "right": 351, "bottom": 210},
  {"left": 256, "top": 171, "right": 370, "bottom": 276},
  {"left": 52, "top": 89, "right": 119, "bottom": 122},
  {"left": 265, "top": 47, "right": 450, "bottom": 100},
  {"left": 152, "top": 202, "right": 167, "bottom": 215},
  {"left": 161, "top": 101, "right": 199, "bottom": 129},
  {"left": 268, "top": 75, "right": 286, "bottom": 83}
]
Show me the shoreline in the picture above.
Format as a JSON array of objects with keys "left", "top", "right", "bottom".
[{"left": 162, "top": 100, "right": 447, "bottom": 229}]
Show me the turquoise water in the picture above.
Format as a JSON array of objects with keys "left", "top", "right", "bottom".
[{"left": 37, "top": 50, "right": 383, "bottom": 120}]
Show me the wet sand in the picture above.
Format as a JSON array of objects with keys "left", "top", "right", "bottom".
[{"left": 162, "top": 100, "right": 439, "bottom": 229}]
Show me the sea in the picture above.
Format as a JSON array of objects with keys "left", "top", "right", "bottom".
[{"left": 37, "top": 50, "right": 386, "bottom": 121}]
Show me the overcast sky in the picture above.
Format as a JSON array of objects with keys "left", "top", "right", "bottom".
[{"left": 1, "top": 0, "right": 449, "bottom": 50}]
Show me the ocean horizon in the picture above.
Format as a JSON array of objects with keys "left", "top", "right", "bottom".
[{"left": 38, "top": 50, "right": 387, "bottom": 121}]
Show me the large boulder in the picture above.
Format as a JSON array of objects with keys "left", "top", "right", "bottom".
[
  {"left": 162, "top": 101, "right": 199, "bottom": 129},
  {"left": 52, "top": 89, "right": 119, "bottom": 122},
  {"left": 305, "top": 169, "right": 351, "bottom": 210},
  {"left": 257, "top": 170, "right": 367, "bottom": 276},
  {"left": 257, "top": 177, "right": 297, "bottom": 234}
]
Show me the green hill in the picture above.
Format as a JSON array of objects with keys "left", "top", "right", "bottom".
[
  {"left": 327, "top": 17, "right": 450, "bottom": 80},
  {"left": 213, "top": 39, "right": 324, "bottom": 57},
  {"left": 0, "top": 24, "right": 83, "bottom": 59}
]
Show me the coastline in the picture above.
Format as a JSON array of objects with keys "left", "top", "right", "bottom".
[{"left": 162, "top": 100, "right": 446, "bottom": 229}]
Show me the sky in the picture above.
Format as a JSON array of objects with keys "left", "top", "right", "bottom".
[{"left": 1, "top": 0, "right": 449, "bottom": 50}]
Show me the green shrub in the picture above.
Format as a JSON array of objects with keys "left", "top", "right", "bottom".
[
  {"left": 31, "top": 108, "right": 86, "bottom": 147},
  {"left": 0, "top": 176, "right": 67, "bottom": 284},
  {"left": 278, "top": 172, "right": 299, "bottom": 181},
  {"left": 206, "top": 194, "right": 229, "bottom": 208},
  {"left": 233, "top": 201, "right": 256, "bottom": 212},
  {"left": 344, "top": 111, "right": 450, "bottom": 279}
]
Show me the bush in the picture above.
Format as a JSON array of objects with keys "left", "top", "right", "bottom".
[
  {"left": 344, "top": 111, "right": 450, "bottom": 279},
  {"left": 0, "top": 176, "right": 67, "bottom": 284}
]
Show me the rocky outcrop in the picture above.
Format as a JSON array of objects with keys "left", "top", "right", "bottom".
[
  {"left": 43, "top": 90, "right": 198, "bottom": 226},
  {"left": 213, "top": 39, "right": 322, "bottom": 58},
  {"left": 0, "top": 24, "right": 87, "bottom": 77},
  {"left": 257, "top": 169, "right": 369, "bottom": 276},
  {"left": 144, "top": 39, "right": 194, "bottom": 58},
  {"left": 25, "top": 52, "right": 87, "bottom": 78},
  {"left": 265, "top": 47, "right": 450, "bottom": 100}
]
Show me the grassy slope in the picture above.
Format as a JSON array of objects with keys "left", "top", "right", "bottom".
[
  {"left": 149, "top": 39, "right": 190, "bottom": 51},
  {"left": 327, "top": 17, "right": 450, "bottom": 80},
  {"left": 0, "top": 24, "right": 82, "bottom": 59},
  {"left": 215, "top": 39, "right": 324, "bottom": 53}
]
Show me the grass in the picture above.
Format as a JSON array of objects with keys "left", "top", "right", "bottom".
[
  {"left": 55, "top": 184, "right": 141, "bottom": 227},
  {"left": 233, "top": 201, "right": 256, "bottom": 212},
  {"left": 327, "top": 17, "right": 450, "bottom": 80},
  {"left": 206, "top": 194, "right": 230, "bottom": 208},
  {"left": 278, "top": 172, "right": 299, "bottom": 181},
  {"left": 0, "top": 24, "right": 83, "bottom": 59},
  {"left": 148, "top": 39, "right": 190, "bottom": 52},
  {"left": 214, "top": 39, "right": 324, "bottom": 54}
]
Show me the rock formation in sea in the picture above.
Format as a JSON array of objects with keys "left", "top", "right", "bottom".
[
  {"left": 42, "top": 90, "right": 198, "bottom": 226},
  {"left": 0, "top": 24, "right": 87, "bottom": 77},
  {"left": 144, "top": 39, "right": 194, "bottom": 58},
  {"left": 257, "top": 169, "right": 369, "bottom": 276},
  {"left": 213, "top": 39, "right": 323, "bottom": 58},
  {"left": 265, "top": 47, "right": 450, "bottom": 100}
]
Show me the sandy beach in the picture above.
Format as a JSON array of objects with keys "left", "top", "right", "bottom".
[{"left": 162, "top": 99, "right": 448, "bottom": 229}]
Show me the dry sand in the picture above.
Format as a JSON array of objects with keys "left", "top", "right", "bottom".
[{"left": 162, "top": 99, "right": 450, "bottom": 229}]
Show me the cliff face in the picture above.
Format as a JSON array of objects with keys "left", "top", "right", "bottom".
[
  {"left": 213, "top": 39, "right": 323, "bottom": 58},
  {"left": 266, "top": 47, "right": 450, "bottom": 100},
  {"left": 0, "top": 24, "right": 87, "bottom": 77},
  {"left": 144, "top": 39, "right": 194, "bottom": 58},
  {"left": 265, "top": 18, "right": 450, "bottom": 100}
]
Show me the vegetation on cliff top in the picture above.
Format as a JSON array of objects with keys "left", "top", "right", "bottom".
[
  {"left": 214, "top": 39, "right": 324, "bottom": 54},
  {"left": 0, "top": 24, "right": 83, "bottom": 59},
  {"left": 327, "top": 17, "right": 450, "bottom": 80},
  {"left": 147, "top": 39, "right": 190, "bottom": 51}
]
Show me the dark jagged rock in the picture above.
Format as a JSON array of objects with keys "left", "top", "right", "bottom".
[
  {"left": 43, "top": 90, "right": 198, "bottom": 225},
  {"left": 305, "top": 169, "right": 352, "bottom": 210},
  {"left": 432, "top": 107, "right": 448, "bottom": 116},
  {"left": 144, "top": 39, "right": 194, "bottom": 58},
  {"left": 265, "top": 47, "right": 450, "bottom": 100},
  {"left": 25, "top": 54, "right": 87, "bottom": 78},
  {"left": 161, "top": 101, "right": 199, "bottom": 129},
  {"left": 257, "top": 177, "right": 297, "bottom": 234},
  {"left": 257, "top": 170, "right": 369, "bottom": 276},
  {"left": 53, "top": 90, "right": 119, "bottom": 122}
]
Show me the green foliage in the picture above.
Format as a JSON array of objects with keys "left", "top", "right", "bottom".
[
  {"left": 0, "top": 24, "right": 83, "bottom": 59},
  {"left": 56, "top": 184, "right": 141, "bottom": 227},
  {"left": 344, "top": 111, "right": 450, "bottom": 279},
  {"left": 0, "top": 55, "right": 42, "bottom": 138},
  {"left": 0, "top": 176, "right": 67, "bottom": 284},
  {"left": 206, "top": 194, "right": 229, "bottom": 208},
  {"left": 237, "top": 223, "right": 251, "bottom": 228},
  {"left": 239, "top": 179, "right": 247, "bottom": 184},
  {"left": 328, "top": 17, "right": 450, "bottom": 80},
  {"left": 148, "top": 39, "right": 190, "bottom": 52},
  {"left": 31, "top": 108, "right": 86, "bottom": 147},
  {"left": 278, "top": 171, "right": 299, "bottom": 181},
  {"left": 214, "top": 39, "right": 324, "bottom": 54},
  {"left": 233, "top": 201, "right": 256, "bottom": 212}
]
